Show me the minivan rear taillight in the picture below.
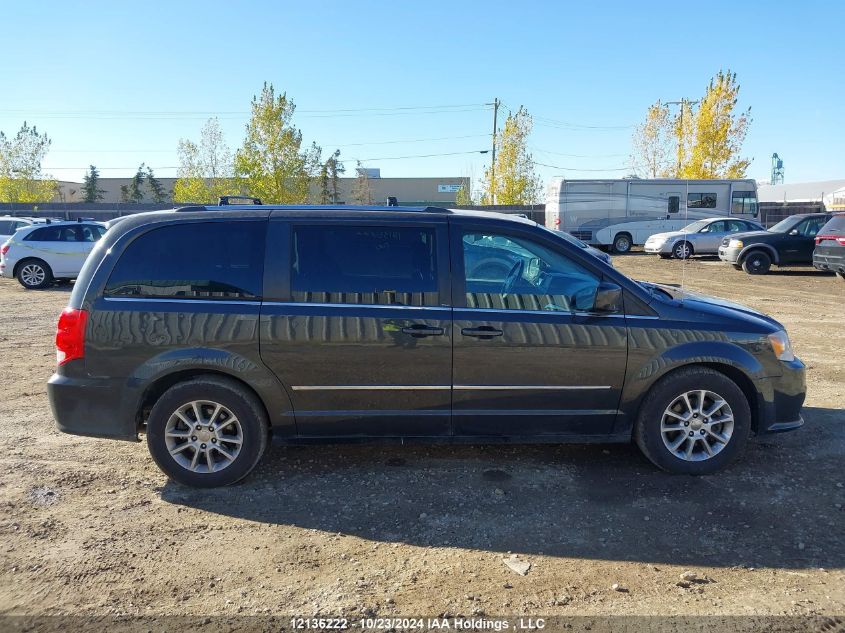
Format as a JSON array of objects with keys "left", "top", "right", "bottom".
[
  {"left": 0, "top": 244, "right": 8, "bottom": 256},
  {"left": 56, "top": 308, "right": 88, "bottom": 365}
]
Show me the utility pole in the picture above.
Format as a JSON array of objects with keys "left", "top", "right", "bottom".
[
  {"left": 665, "top": 98, "right": 699, "bottom": 175},
  {"left": 487, "top": 98, "right": 499, "bottom": 204}
]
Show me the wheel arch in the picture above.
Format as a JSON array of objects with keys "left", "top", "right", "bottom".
[
  {"left": 738, "top": 243, "right": 779, "bottom": 264},
  {"left": 13, "top": 256, "right": 52, "bottom": 278},
  {"left": 136, "top": 369, "right": 271, "bottom": 433},
  {"left": 631, "top": 361, "right": 763, "bottom": 437}
]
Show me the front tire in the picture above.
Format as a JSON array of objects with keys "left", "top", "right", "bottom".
[
  {"left": 838, "top": 272, "right": 845, "bottom": 281},
  {"left": 742, "top": 250, "right": 772, "bottom": 274},
  {"left": 634, "top": 367, "right": 751, "bottom": 475},
  {"left": 672, "top": 241, "right": 694, "bottom": 259},
  {"left": 16, "top": 259, "right": 53, "bottom": 289},
  {"left": 612, "top": 233, "right": 633, "bottom": 254},
  {"left": 146, "top": 376, "right": 269, "bottom": 487}
]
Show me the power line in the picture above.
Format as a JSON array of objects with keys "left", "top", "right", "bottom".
[
  {"left": 0, "top": 104, "right": 491, "bottom": 121},
  {"left": 46, "top": 133, "right": 491, "bottom": 153},
  {"left": 498, "top": 101, "right": 632, "bottom": 131},
  {"left": 43, "top": 149, "right": 492, "bottom": 171},
  {"left": 531, "top": 146, "right": 628, "bottom": 158},
  {"left": 534, "top": 160, "right": 630, "bottom": 172}
]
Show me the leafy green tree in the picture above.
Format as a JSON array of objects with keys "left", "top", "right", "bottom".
[
  {"left": 234, "top": 83, "right": 320, "bottom": 203},
  {"left": 0, "top": 121, "right": 56, "bottom": 203},
  {"left": 81, "top": 165, "right": 105, "bottom": 202},
  {"left": 173, "top": 117, "right": 235, "bottom": 203},
  {"left": 480, "top": 107, "right": 541, "bottom": 205}
]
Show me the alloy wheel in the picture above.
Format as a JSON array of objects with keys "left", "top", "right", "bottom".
[
  {"left": 660, "top": 389, "right": 735, "bottom": 462},
  {"left": 164, "top": 400, "right": 244, "bottom": 473},
  {"left": 20, "top": 264, "right": 46, "bottom": 287}
]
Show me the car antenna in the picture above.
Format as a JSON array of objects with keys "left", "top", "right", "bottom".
[{"left": 680, "top": 182, "right": 689, "bottom": 302}]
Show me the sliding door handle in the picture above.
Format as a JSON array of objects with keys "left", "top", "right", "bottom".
[
  {"left": 400, "top": 324, "right": 445, "bottom": 337},
  {"left": 461, "top": 326, "right": 503, "bottom": 339}
]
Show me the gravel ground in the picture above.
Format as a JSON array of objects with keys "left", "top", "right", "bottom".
[{"left": 0, "top": 254, "right": 843, "bottom": 629}]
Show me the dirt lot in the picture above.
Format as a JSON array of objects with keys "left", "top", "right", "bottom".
[{"left": 0, "top": 255, "right": 843, "bottom": 629}]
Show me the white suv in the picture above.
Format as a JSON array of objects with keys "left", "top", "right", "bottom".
[
  {"left": 1, "top": 220, "right": 107, "bottom": 289},
  {"left": 0, "top": 216, "right": 40, "bottom": 243}
]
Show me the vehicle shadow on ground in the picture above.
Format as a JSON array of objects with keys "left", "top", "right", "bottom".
[{"left": 161, "top": 406, "right": 845, "bottom": 569}]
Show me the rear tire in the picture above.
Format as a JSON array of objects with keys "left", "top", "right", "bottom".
[
  {"left": 634, "top": 367, "right": 751, "bottom": 475},
  {"left": 16, "top": 259, "right": 53, "bottom": 289},
  {"left": 146, "top": 376, "right": 269, "bottom": 487},
  {"left": 672, "top": 241, "right": 694, "bottom": 259},
  {"left": 742, "top": 250, "right": 772, "bottom": 275},
  {"left": 838, "top": 272, "right": 845, "bottom": 281},
  {"left": 612, "top": 233, "right": 633, "bottom": 254}
]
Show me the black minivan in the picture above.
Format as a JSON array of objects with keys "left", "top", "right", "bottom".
[{"left": 48, "top": 205, "right": 806, "bottom": 487}]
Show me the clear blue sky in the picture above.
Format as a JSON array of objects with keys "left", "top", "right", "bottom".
[{"left": 3, "top": 0, "right": 843, "bottom": 193}]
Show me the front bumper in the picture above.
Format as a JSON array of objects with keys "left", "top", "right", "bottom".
[
  {"left": 718, "top": 245, "right": 742, "bottom": 264},
  {"left": 644, "top": 242, "right": 670, "bottom": 254},
  {"left": 756, "top": 357, "right": 807, "bottom": 435},
  {"left": 48, "top": 372, "right": 139, "bottom": 441}
]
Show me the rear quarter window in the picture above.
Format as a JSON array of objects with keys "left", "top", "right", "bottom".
[
  {"left": 24, "top": 226, "right": 63, "bottom": 241},
  {"left": 105, "top": 221, "right": 265, "bottom": 300},
  {"left": 819, "top": 215, "right": 845, "bottom": 234}
]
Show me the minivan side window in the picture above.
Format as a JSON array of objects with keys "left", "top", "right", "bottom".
[
  {"left": 105, "top": 222, "right": 264, "bottom": 300},
  {"left": 461, "top": 231, "right": 600, "bottom": 312},
  {"left": 291, "top": 225, "right": 438, "bottom": 306}
]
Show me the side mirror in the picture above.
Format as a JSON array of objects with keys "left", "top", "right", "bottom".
[
  {"left": 592, "top": 282, "right": 623, "bottom": 313},
  {"left": 789, "top": 229, "right": 799, "bottom": 236}
]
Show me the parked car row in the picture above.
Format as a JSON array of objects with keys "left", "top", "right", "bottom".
[
  {"left": 637, "top": 212, "right": 843, "bottom": 278},
  {"left": 0, "top": 219, "right": 107, "bottom": 289}
]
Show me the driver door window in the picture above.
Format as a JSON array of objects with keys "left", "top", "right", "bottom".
[{"left": 461, "top": 231, "right": 600, "bottom": 313}]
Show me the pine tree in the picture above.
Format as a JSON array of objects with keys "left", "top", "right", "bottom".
[
  {"left": 145, "top": 166, "right": 167, "bottom": 203},
  {"left": 81, "top": 165, "right": 105, "bottom": 202}
]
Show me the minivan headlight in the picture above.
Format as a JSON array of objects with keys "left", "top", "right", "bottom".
[
  {"left": 767, "top": 330, "right": 795, "bottom": 362},
  {"left": 728, "top": 239, "right": 744, "bottom": 248}
]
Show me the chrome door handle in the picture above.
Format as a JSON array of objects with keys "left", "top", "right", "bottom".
[
  {"left": 461, "top": 327, "right": 503, "bottom": 339},
  {"left": 400, "top": 325, "right": 445, "bottom": 337}
]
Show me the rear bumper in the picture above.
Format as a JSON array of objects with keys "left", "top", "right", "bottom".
[
  {"left": 813, "top": 249, "right": 845, "bottom": 273},
  {"left": 756, "top": 358, "right": 807, "bottom": 435},
  {"left": 48, "top": 373, "right": 139, "bottom": 441}
]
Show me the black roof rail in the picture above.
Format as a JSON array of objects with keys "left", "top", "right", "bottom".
[
  {"left": 174, "top": 205, "right": 209, "bottom": 213},
  {"left": 219, "top": 196, "right": 262, "bottom": 206}
]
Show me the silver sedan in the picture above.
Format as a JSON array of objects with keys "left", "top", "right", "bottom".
[{"left": 644, "top": 217, "right": 764, "bottom": 259}]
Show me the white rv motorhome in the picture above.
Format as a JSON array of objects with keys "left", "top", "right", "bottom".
[{"left": 545, "top": 178, "right": 759, "bottom": 253}]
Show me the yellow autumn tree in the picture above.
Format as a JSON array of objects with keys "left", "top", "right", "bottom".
[
  {"left": 481, "top": 106, "right": 541, "bottom": 205},
  {"left": 680, "top": 71, "right": 752, "bottom": 179},
  {"left": 0, "top": 121, "right": 56, "bottom": 203},
  {"left": 632, "top": 71, "right": 752, "bottom": 179},
  {"left": 234, "top": 83, "right": 321, "bottom": 204},
  {"left": 631, "top": 101, "right": 674, "bottom": 178},
  {"left": 173, "top": 118, "right": 236, "bottom": 204}
]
